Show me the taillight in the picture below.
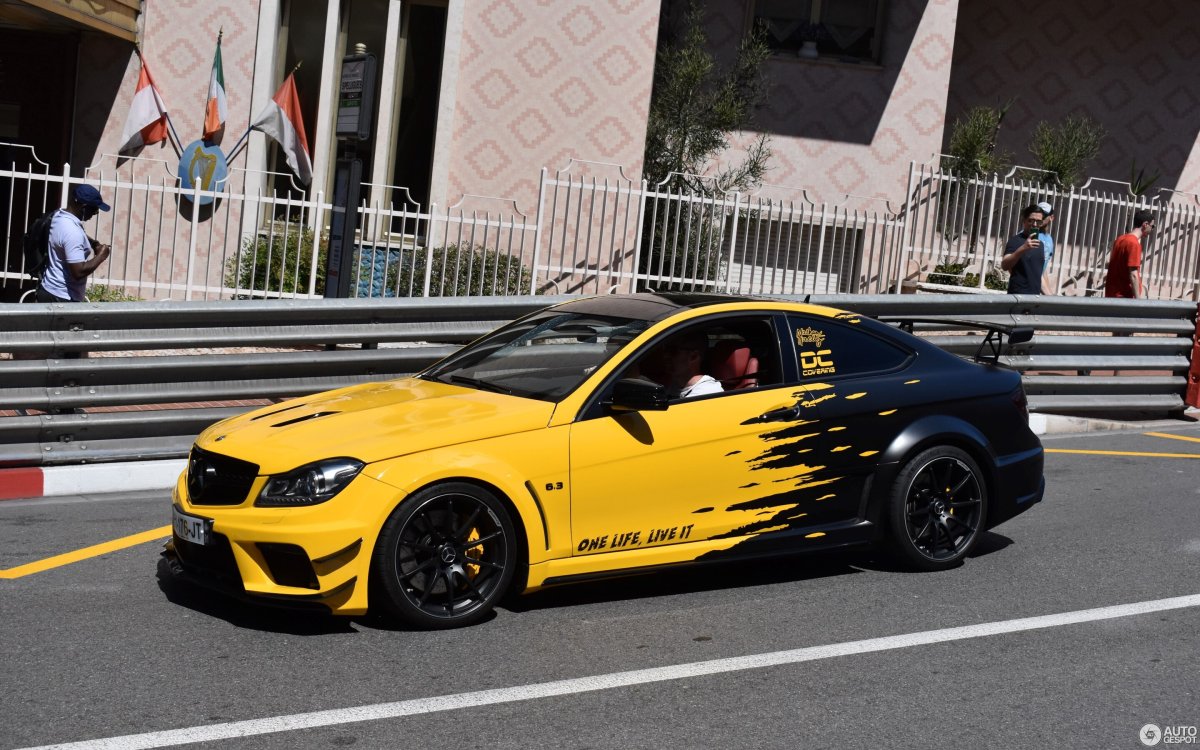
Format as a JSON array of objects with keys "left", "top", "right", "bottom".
[{"left": 1011, "top": 387, "right": 1029, "bottom": 422}]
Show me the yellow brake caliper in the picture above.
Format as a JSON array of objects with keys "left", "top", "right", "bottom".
[{"left": 463, "top": 528, "right": 482, "bottom": 579}]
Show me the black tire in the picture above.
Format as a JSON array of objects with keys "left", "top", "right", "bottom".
[
  {"left": 373, "top": 482, "right": 517, "bottom": 629},
  {"left": 887, "top": 446, "right": 987, "bottom": 571}
]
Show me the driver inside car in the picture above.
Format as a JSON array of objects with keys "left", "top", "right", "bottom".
[{"left": 640, "top": 331, "right": 724, "bottom": 399}]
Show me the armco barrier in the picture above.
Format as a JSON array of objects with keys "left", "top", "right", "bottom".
[{"left": 0, "top": 293, "right": 1195, "bottom": 467}]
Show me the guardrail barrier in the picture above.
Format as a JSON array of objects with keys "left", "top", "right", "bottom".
[{"left": 1, "top": 294, "right": 1195, "bottom": 466}]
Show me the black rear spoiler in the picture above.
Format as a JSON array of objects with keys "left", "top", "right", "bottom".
[{"left": 877, "top": 317, "right": 1034, "bottom": 365}]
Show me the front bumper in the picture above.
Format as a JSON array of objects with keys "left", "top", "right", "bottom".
[
  {"left": 161, "top": 538, "right": 345, "bottom": 614},
  {"left": 170, "top": 470, "right": 401, "bottom": 616}
]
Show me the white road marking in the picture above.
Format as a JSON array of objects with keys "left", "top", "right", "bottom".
[{"left": 21, "top": 593, "right": 1200, "bottom": 750}]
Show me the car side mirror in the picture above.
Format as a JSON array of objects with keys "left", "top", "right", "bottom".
[{"left": 605, "top": 378, "right": 669, "bottom": 412}]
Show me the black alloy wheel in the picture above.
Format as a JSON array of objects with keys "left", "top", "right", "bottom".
[
  {"left": 888, "top": 446, "right": 987, "bottom": 571},
  {"left": 374, "top": 482, "right": 517, "bottom": 629}
]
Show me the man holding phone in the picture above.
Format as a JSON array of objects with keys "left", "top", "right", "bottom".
[
  {"left": 37, "top": 184, "right": 112, "bottom": 303},
  {"left": 1000, "top": 203, "right": 1046, "bottom": 294}
]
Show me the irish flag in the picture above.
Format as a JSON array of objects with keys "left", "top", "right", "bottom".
[
  {"left": 118, "top": 57, "right": 169, "bottom": 154},
  {"left": 250, "top": 73, "right": 312, "bottom": 185},
  {"left": 202, "top": 35, "right": 227, "bottom": 142}
]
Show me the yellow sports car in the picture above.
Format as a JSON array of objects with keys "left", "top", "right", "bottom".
[{"left": 166, "top": 294, "right": 1044, "bottom": 628}]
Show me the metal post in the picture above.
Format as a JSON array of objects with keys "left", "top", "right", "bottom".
[
  {"left": 630, "top": 178, "right": 648, "bottom": 293},
  {"left": 530, "top": 167, "right": 548, "bottom": 295},
  {"left": 722, "top": 192, "right": 741, "bottom": 293},
  {"left": 813, "top": 204, "right": 828, "bottom": 294},
  {"left": 980, "top": 171, "right": 999, "bottom": 289},
  {"left": 1055, "top": 186, "right": 1076, "bottom": 295},
  {"left": 185, "top": 182, "right": 201, "bottom": 301},
  {"left": 58, "top": 162, "right": 71, "bottom": 207},
  {"left": 423, "top": 203, "right": 437, "bottom": 297},
  {"left": 308, "top": 191, "right": 326, "bottom": 297},
  {"left": 895, "top": 161, "right": 917, "bottom": 292}
]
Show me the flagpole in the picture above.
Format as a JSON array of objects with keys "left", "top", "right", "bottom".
[
  {"left": 228, "top": 60, "right": 303, "bottom": 164},
  {"left": 225, "top": 130, "right": 251, "bottom": 163},
  {"left": 163, "top": 116, "right": 184, "bottom": 158},
  {"left": 135, "top": 46, "right": 183, "bottom": 157},
  {"left": 202, "top": 28, "right": 224, "bottom": 145}
]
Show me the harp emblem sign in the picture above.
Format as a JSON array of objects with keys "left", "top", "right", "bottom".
[{"left": 176, "top": 140, "right": 229, "bottom": 207}]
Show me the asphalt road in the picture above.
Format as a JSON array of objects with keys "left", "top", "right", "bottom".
[{"left": 2, "top": 424, "right": 1198, "bottom": 750}]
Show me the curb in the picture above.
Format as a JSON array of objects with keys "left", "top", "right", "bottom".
[
  {"left": 1029, "top": 408, "right": 1199, "bottom": 436},
  {"left": 0, "top": 459, "right": 185, "bottom": 501}
]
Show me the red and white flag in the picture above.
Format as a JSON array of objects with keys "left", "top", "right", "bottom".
[
  {"left": 202, "top": 35, "right": 227, "bottom": 142},
  {"left": 250, "top": 73, "right": 312, "bottom": 185},
  {"left": 119, "top": 58, "right": 170, "bottom": 154}
]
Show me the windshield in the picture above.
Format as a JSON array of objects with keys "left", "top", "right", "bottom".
[{"left": 421, "top": 311, "right": 652, "bottom": 401}]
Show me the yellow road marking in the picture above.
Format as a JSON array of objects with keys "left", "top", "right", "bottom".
[
  {"left": 1046, "top": 449, "right": 1200, "bottom": 459},
  {"left": 0, "top": 526, "right": 171, "bottom": 579},
  {"left": 1145, "top": 431, "right": 1200, "bottom": 444}
]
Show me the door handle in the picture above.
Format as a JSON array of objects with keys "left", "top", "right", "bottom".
[{"left": 744, "top": 403, "right": 802, "bottom": 424}]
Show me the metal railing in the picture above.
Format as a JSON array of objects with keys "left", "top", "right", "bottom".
[
  {"left": 1, "top": 294, "right": 1195, "bottom": 467},
  {"left": 899, "top": 162, "right": 1200, "bottom": 299},
  {"left": 5, "top": 145, "right": 1199, "bottom": 304}
]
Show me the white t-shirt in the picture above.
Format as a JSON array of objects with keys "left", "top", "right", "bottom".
[
  {"left": 680, "top": 374, "right": 723, "bottom": 398},
  {"left": 41, "top": 210, "right": 92, "bottom": 301}
]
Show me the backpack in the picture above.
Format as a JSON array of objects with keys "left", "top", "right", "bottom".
[{"left": 22, "top": 209, "right": 57, "bottom": 279}]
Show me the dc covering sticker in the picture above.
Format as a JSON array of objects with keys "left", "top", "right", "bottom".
[{"left": 796, "top": 326, "right": 836, "bottom": 376}]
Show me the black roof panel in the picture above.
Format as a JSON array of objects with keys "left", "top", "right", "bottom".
[{"left": 551, "top": 293, "right": 760, "bottom": 322}]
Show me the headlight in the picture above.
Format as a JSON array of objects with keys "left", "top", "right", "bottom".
[{"left": 255, "top": 458, "right": 364, "bottom": 507}]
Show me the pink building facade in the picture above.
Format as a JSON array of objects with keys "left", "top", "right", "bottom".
[
  {"left": 2, "top": 0, "right": 1199, "bottom": 300},
  {"left": 7, "top": 0, "right": 1200, "bottom": 213}
]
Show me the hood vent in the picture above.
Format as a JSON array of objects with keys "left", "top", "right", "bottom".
[
  {"left": 271, "top": 411, "right": 340, "bottom": 427},
  {"left": 252, "top": 403, "right": 307, "bottom": 421}
]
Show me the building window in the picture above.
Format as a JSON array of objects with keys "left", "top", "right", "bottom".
[
  {"left": 727, "top": 218, "right": 862, "bottom": 294},
  {"left": 270, "top": 0, "right": 447, "bottom": 209},
  {"left": 753, "top": 0, "right": 885, "bottom": 63}
]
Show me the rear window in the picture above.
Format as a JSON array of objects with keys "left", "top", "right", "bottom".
[{"left": 787, "top": 315, "right": 912, "bottom": 379}]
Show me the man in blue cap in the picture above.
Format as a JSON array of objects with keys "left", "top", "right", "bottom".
[
  {"left": 37, "top": 184, "right": 112, "bottom": 303},
  {"left": 1036, "top": 201, "right": 1056, "bottom": 293}
]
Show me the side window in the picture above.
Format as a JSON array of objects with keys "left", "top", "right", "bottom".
[
  {"left": 621, "top": 316, "right": 784, "bottom": 401},
  {"left": 579, "top": 314, "right": 784, "bottom": 419},
  {"left": 787, "top": 315, "right": 911, "bottom": 380}
]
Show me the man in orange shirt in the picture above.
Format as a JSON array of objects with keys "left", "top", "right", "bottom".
[{"left": 1104, "top": 209, "right": 1155, "bottom": 298}]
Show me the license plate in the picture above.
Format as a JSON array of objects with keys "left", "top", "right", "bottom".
[{"left": 173, "top": 507, "right": 212, "bottom": 546}]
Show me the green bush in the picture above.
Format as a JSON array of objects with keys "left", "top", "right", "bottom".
[
  {"left": 86, "top": 284, "right": 140, "bottom": 302},
  {"left": 225, "top": 224, "right": 326, "bottom": 297},
  {"left": 374, "top": 244, "right": 533, "bottom": 297},
  {"left": 639, "top": 1, "right": 771, "bottom": 290},
  {"left": 636, "top": 207, "right": 729, "bottom": 292},
  {"left": 938, "top": 103, "right": 1013, "bottom": 246},
  {"left": 1129, "top": 161, "right": 1161, "bottom": 197},
  {"left": 943, "top": 105, "right": 1012, "bottom": 178},
  {"left": 1027, "top": 115, "right": 1105, "bottom": 187},
  {"left": 927, "top": 261, "right": 1006, "bottom": 291}
]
